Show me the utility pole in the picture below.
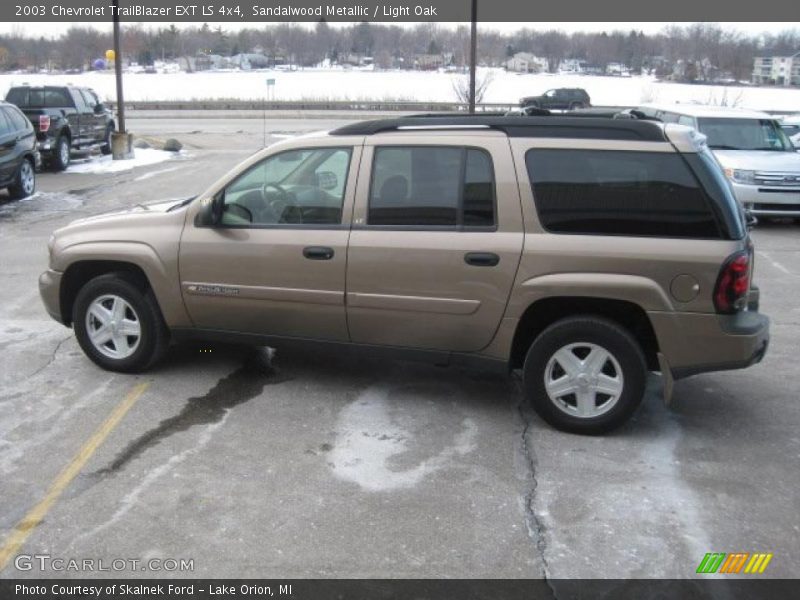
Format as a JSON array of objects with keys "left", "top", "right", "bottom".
[
  {"left": 468, "top": 0, "right": 477, "bottom": 113},
  {"left": 112, "top": 0, "right": 125, "bottom": 134},
  {"left": 110, "top": 0, "right": 132, "bottom": 159}
]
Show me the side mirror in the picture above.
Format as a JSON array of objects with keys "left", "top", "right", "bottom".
[
  {"left": 316, "top": 170, "right": 338, "bottom": 191},
  {"left": 93, "top": 103, "right": 105, "bottom": 114},
  {"left": 210, "top": 191, "right": 225, "bottom": 226}
]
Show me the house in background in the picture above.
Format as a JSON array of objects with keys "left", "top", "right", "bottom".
[
  {"left": 506, "top": 52, "right": 548, "bottom": 74},
  {"left": 752, "top": 52, "right": 800, "bottom": 86}
]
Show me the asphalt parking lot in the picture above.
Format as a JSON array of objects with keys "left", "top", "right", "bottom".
[{"left": 0, "top": 116, "right": 798, "bottom": 581}]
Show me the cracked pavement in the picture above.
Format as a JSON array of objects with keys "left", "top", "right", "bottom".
[{"left": 0, "top": 116, "right": 799, "bottom": 580}]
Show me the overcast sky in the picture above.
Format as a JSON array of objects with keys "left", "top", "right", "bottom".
[{"left": 1, "top": 21, "right": 798, "bottom": 38}]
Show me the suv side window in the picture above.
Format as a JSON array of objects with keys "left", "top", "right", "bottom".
[
  {"left": 220, "top": 147, "right": 352, "bottom": 227},
  {"left": 368, "top": 146, "right": 495, "bottom": 228},
  {"left": 525, "top": 149, "right": 721, "bottom": 239}
]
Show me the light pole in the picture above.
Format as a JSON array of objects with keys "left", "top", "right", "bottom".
[
  {"left": 111, "top": 0, "right": 132, "bottom": 159},
  {"left": 468, "top": 0, "right": 477, "bottom": 113}
]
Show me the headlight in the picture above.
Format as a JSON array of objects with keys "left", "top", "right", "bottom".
[{"left": 724, "top": 168, "right": 756, "bottom": 185}]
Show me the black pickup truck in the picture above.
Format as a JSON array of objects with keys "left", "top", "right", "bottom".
[{"left": 5, "top": 85, "right": 115, "bottom": 171}]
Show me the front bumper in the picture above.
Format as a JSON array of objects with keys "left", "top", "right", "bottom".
[
  {"left": 39, "top": 269, "right": 64, "bottom": 324},
  {"left": 648, "top": 309, "right": 770, "bottom": 380},
  {"left": 730, "top": 181, "right": 800, "bottom": 217}
]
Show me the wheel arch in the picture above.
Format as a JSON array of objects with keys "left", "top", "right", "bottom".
[
  {"left": 509, "top": 296, "right": 660, "bottom": 371},
  {"left": 60, "top": 260, "right": 151, "bottom": 326}
]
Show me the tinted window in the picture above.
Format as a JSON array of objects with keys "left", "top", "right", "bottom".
[
  {"left": 221, "top": 147, "right": 352, "bottom": 227},
  {"left": 3, "top": 106, "right": 31, "bottom": 132},
  {"left": 525, "top": 149, "right": 721, "bottom": 239},
  {"left": 8, "top": 88, "right": 72, "bottom": 108},
  {"left": 369, "top": 147, "right": 495, "bottom": 227},
  {"left": 6, "top": 88, "right": 29, "bottom": 106}
]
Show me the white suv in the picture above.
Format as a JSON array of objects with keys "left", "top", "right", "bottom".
[{"left": 639, "top": 104, "right": 800, "bottom": 220}]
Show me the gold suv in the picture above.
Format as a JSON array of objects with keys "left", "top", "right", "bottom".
[{"left": 39, "top": 116, "right": 770, "bottom": 433}]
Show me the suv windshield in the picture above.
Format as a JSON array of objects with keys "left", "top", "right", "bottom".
[{"left": 698, "top": 117, "right": 795, "bottom": 152}]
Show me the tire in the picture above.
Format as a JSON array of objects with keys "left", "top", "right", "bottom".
[
  {"left": 101, "top": 124, "right": 113, "bottom": 155},
  {"left": 569, "top": 102, "right": 585, "bottom": 110},
  {"left": 522, "top": 316, "right": 647, "bottom": 434},
  {"left": 73, "top": 273, "right": 169, "bottom": 373},
  {"left": 51, "top": 133, "right": 71, "bottom": 171},
  {"left": 7, "top": 157, "right": 36, "bottom": 200}
]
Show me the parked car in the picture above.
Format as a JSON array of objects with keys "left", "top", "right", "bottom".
[
  {"left": 0, "top": 101, "right": 39, "bottom": 200},
  {"left": 5, "top": 85, "right": 115, "bottom": 171},
  {"left": 639, "top": 104, "right": 800, "bottom": 220},
  {"left": 39, "top": 115, "right": 769, "bottom": 434},
  {"left": 520, "top": 88, "right": 591, "bottom": 110}
]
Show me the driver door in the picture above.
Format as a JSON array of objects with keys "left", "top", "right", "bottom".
[{"left": 178, "top": 143, "right": 361, "bottom": 341}]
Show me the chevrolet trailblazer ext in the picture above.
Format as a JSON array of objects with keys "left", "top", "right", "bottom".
[{"left": 39, "top": 115, "right": 769, "bottom": 433}]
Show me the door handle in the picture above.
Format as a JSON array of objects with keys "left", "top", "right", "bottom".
[
  {"left": 464, "top": 252, "right": 500, "bottom": 267},
  {"left": 303, "top": 246, "right": 335, "bottom": 260}
]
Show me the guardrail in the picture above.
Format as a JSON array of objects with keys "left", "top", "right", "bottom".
[
  {"left": 114, "top": 100, "right": 520, "bottom": 112},
  {"left": 111, "top": 100, "right": 795, "bottom": 116}
]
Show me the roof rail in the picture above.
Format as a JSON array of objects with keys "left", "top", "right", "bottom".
[{"left": 330, "top": 115, "right": 667, "bottom": 141}]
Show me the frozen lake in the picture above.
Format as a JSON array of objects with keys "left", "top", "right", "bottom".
[{"left": 2, "top": 68, "right": 800, "bottom": 111}]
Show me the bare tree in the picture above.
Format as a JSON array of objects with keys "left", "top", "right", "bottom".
[{"left": 452, "top": 71, "right": 494, "bottom": 105}]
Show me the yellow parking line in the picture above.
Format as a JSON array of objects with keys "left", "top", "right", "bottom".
[{"left": 0, "top": 382, "right": 149, "bottom": 572}]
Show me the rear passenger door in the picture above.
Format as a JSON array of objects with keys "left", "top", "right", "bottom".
[
  {"left": 68, "top": 88, "right": 93, "bottom": 145},
  {"left": 346, "top": 135, "right": 524, "bottom": 352}
]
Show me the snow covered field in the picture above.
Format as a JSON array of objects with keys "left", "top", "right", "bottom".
[{"left": 2, "top": 68, "right": 800, "bottom": 111}]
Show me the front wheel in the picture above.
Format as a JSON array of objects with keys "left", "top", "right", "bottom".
[
  {"left": 73, "top": 274, "right": 169, "bottom": 373},
  {"left": 523, "top": 316, "right": 647, "bottom": 434},
  {"left": 7, "top": 158, "right": 36, "bottom": 200},
  {"left": 101, "top": 124, "right": 113, "bottom": 155}
]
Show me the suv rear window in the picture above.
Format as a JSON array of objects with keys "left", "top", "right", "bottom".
[
  {"left": 369, "top": 146, "right": 495, "bottom": 228},
  {"left": 525, "top": 149, "right": 721, "bottom": 239}
]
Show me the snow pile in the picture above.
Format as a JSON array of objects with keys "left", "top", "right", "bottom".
[{"left": 66, "top": 148, "right": 179, "bottom": 174}]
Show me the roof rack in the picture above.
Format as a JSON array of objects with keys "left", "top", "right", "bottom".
[{"left": 330, "top": 115, "right": 667, "bottom": 141}]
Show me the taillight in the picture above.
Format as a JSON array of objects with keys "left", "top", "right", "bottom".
[
  {"left": 713, "top": 250, "right": 751, "bottom": 314},
  {"left": 38, "top": 115, "right": 50, "bottom": 132}
]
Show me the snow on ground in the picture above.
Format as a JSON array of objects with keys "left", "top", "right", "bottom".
[
  {"left": 65, "top": 148, "right": 179, "bottom": 174},
  {"left": 3, "top": 69, "right": 800, "bottom": 111}
]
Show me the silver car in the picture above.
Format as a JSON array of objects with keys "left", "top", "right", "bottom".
[{"left": 640, "top": 104, "right": 800, "bottom": 219}]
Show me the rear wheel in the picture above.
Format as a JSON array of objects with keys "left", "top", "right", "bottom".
[
  {"left": 51, "top": 134, "right": 71, "bottom": 171},
  {"left": 569, "top": 102, "right": 585, "bottom": 110},
  {"left": 523, "top": 316, "right": 647, "bottom": 434},
  {"left": 73, "top": 274, "right": 169, "bottom": 372},
  {"left": 7, "top": 157, "right": 35, "bottom": 200}
]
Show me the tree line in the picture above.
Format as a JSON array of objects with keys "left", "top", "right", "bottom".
[{"left": 0, "top": 22, "right": 798, "bottom": 81}]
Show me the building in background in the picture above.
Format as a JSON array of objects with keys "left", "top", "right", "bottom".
[{"left": 752, "top": 52, "right": 800, "bottom": 86}]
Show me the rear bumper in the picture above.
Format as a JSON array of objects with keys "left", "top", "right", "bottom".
[
  {"left": 649, "top": 310, "right": 770, "bottom": 380},
  {"left": 39, "top": 269, "right": 64, "bottom": 324}
]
